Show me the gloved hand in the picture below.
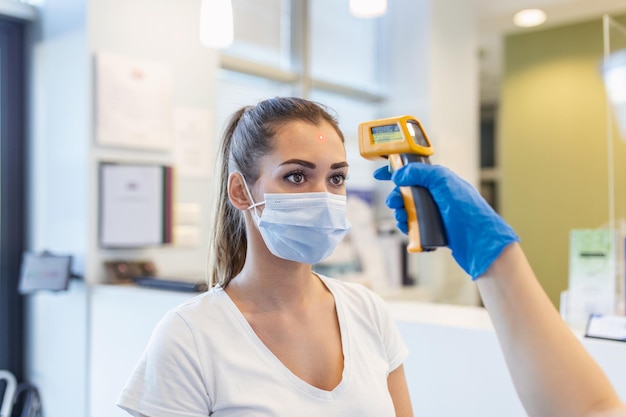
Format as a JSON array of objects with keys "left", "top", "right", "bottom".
[{"left": 374, "top": 163, "right": 519, "bottom": 280}]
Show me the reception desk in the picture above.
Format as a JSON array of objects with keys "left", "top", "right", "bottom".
[{"left": 27, "top": 282, "right": 626, "bottom": 417}]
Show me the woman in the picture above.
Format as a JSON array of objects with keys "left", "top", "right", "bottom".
[{"left": 117, "top": 97, "right": 413, "bottom": 416}]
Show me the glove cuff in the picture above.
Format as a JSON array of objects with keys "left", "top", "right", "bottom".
[{"left": 469, "top": 235, "right": 520, "bottom": 280}]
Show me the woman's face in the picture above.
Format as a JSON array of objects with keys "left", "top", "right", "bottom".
[{"left": 252, "top": 120, "right": 348, "bottom": 199}]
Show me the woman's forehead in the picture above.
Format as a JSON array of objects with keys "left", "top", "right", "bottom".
[
  {"left": 277, "top": 128, "right": 342, "bottom": 151},
  {"left": 261, "top": 121, "right": 346, "bottom": 166},
  {"left": 272, "top": 120, "right": 342, "bottom": 144}
]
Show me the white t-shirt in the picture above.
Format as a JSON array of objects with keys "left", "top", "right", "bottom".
[{"left": 117, "top": 275, "right": 409, "bottom": 417}]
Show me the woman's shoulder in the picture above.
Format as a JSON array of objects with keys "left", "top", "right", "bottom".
[
  {"left": 163, "top": 286, "right": 230, "bottom": 328},
  {"left": 147, "top": 286, "right": 246, "bottom": 357}
]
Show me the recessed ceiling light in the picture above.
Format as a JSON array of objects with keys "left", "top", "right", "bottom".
[{"left": 513, "top": 8, "right": 547, "bottom": 28}]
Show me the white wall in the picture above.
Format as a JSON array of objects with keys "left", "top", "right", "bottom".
[{"left": 28, "top": 0, "right": 89, "bottom": 270}]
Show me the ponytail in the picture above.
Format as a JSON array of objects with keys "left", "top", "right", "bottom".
[{"left": 207, "top": 108, "right": 249, "bottom": 288}]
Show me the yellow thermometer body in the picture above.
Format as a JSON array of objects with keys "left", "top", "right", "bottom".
[{"left": 359, "top": 115, "right": 447, "bottom": 253}]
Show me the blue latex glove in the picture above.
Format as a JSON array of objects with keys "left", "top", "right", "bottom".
[{"left": 374, "top": 163, "right": 519, "bottom": 280}]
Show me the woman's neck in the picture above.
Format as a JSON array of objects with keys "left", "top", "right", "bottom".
[{"left": 225, "top": 256, "right": 323, "bottom": 313}]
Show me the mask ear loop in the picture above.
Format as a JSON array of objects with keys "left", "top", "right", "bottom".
[{"left": 235, "top": 172, "right": 265, "bottom": 222}]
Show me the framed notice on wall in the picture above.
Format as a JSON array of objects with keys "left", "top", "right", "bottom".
[{"left": 99, "top": 163, "right": 173, "bottom": 248}]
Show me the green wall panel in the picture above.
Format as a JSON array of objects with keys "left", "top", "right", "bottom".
[{"left": 501, "top": 15, "right": 626, "bottom": 307}]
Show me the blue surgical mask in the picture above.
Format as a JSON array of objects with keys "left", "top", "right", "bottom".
[{"left": 240, "top": 176, "right": 351, "bottom": 264}]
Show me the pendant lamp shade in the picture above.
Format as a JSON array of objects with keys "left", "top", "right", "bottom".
[{"left": 200, "top": 0, "right": 234, "bottom": 48}]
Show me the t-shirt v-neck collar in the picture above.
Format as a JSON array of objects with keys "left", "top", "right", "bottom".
[{"left": 217, "top": 275, "right": 351, "bottom": 400}]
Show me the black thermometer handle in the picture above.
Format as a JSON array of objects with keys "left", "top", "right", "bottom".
[{"left": 400, "top": 154, "right": 447, "bottom": 251}]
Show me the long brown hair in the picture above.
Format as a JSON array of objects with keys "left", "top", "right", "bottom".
[{"left": 208, "top": 97, "right": 344, "bottom": 288}]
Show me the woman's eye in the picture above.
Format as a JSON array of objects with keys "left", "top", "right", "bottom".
[
  {"left": 329, "top": 173, "right": 346, "bottom": 186},
  {"left": 286, "top": 172, "right": 305, "bottom": 184}
]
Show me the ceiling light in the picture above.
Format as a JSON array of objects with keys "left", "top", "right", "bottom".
[
  {"left": 199, "top": 0, "right": 234, "bottom": 49},
  {"left": 513, "top": 9, "right": 547, "bottom": 28},
  {"left": 349, "top": 0, "right": 387, "bottom": 18}
]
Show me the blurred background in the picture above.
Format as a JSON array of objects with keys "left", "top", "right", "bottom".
[{"left": 1, "top": 0, "right": 626, "bottom": 415}]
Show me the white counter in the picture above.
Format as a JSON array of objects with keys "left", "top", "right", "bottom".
[
  {"left": 27, "top": 283, "right": 626, "bottom": 417},
  {"left": 389, "top": 301, "right": 626, "bottom": 416}
]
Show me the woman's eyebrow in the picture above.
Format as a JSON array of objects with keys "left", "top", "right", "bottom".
[
  {"left": 279, "top": 160, "right": 349, "bottom": 169},
  {"left": 331, "top": 162, "right": 349, "bottom": 169},
  {"left": 280, "top": 159, "right": 315, "bottom": 169}
]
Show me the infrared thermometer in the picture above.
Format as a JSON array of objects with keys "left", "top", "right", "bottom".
[{"left": 359, "top": 115, "right": 447, "bottom": 253}]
